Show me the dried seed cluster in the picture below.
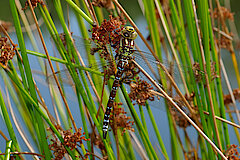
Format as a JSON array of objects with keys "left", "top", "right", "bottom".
[
  {"left": 103, "top": 64, "right": 116, "bottom": 83},
  {"left": 90, "top": 16, "right": 126, "bottom": 80},
  {"left": 0, "top": 21, "right": 12, "bottom": 33},
  {"left": 192, "top": 62, "right": 218, "bottom": 83},
  {"left": 48, "top": 127, "right": 89, "bottom": 160},
  {"left": 0, "top": 37, "right": 16, "bottom": 67},
  {"left": 90, "top": 133, "right": 107, "bottom": 153},
  {"left": 171, "top": 106, "right": 191, "bottom": 128},
  {"left": 170, "top": 97, "right": 198, "bottom": 128},
  {"left": 192, "top": 62, "right": 202, "bottom": 83},
  {"left": 213, "top": 7, "right": 234, "bottom": 50},
  {"left": 224, "top": 88, "right": 240, "bottom": 105},
  {"left": 49, "top": 139, "right": 66, "bottom": 160},
  {"left": 129, "top": 77, "right": 154, "bottom": 106},
  {"left": 58, "top": 32, "right": 74, "bottom": 47},
  {"left": 225, "top": 144, "right": 240, "bottom": 160},
  {"left": 92, "top": 0, "right": 114, "bottom": 10},
  {"left": 215, "top": 32, "right": 233, "bottom": 50},
  {"left": 91, "top": 15, "right": 125, "bottom": 48},
  {"left": 63, "top": 128, "right": 89, "bottom": 149},
  {"left": 22, "top": 0, "right": 44, "bottom": 10},
  {"left": 109, "top": 102, "right": 134, "bottom": 135},
  {"left": 213, "top": 7, "right": 234, "bottom": 21}
]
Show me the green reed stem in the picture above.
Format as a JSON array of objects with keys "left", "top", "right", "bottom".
[
  {"left": 138, "top": 105, "right": 147, "bottom": 134},
  {"left": 145, "top": 101, "right": 169, "bottom": 160},
  {"left": 1, "top": 68, "right": 37, "bottom": 146},
  {"left": 118, "top": 141, "right": 128, "bottom": 159},
  {"left": 9, "top": 0, "right": 51, "bottom": 158},
  {"left": 53, "top": 0, "right": 97, "bottom": 114},
  {"left": 73, "top": 2, "right": 107, "bottom": 114},
  {"left": 225, "top": 105, "right": 240, "bottom": 143},
  {"left": 198, "top": 2, "right": 222, "bottom": 153},
  {"left": 4, "top": 140, "right": 12, "bottom": 160},
  {"left": 120, "top": 85, "right": 159, "bottom": 160},
  {"left": 53, "top": 3, "right": 115, "bottom": 158},
  {"left": 122, "top": 133, "right": 135, "bottom": 160},
  {"left": 138, "top": 105, "right": 153, "bottom": 159},
  {"left": 4, "top": 68, "right": 77, "bottom": 159},
  {"left": 142, "top": 1, "right": 181, "bottom": 159},
  {"left": 208, "top": 8, "right": 230, "bottom": 148},
  {"left": 64, "top": 0, "right": 94, "bottom": 25},
  {"left": 0, "top": 90, "right": 20, "bottom": 159},
  {"left": 0, "top": 149, "right": 4, "bottom": 159},
  {"left": 171, "top": 0, "right": 216, "bottom": 158},
  {"left": 76, "top": 88, "right": 91, "bottom": 159}
]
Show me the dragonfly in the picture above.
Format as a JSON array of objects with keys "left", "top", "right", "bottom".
[
  {"left": 48, "top": 25, "right": 206, "bottom": 139},
  {"left": 102, "top": 26, "right": 137, "bottom": 139},
  {"left": 86, "top": 26, "right": 192, "bottom": 139}
]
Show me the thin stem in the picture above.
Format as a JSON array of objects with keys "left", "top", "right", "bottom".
[
  {"left": 133, "top": 60, "right": 227, "bottom": 160},
  {"left": 203, "top": 111, "right": 240, "bottom": 129},
  {"left": 64, "top": 0, "right": 94, "bottom": 25},
  {"left": 194, "top": 0, "right": 222, "bottom": 150},
  {"left": 27, "top": 0, "right": 78, "bottom": 131},
  {"left": 155, "top": 0, "right": 189, "bottom": 98}
]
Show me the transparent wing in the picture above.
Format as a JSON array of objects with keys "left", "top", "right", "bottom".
[
  {"left": 51, "top": 33, "right": 200, "bottom": 80},
  {"left": 48, "top": 34, "right": 204, "bottom": 111}
]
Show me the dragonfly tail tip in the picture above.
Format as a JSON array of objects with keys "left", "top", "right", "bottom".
[{"left": 103, "top": 131, "right": 107, "bottom": 139}]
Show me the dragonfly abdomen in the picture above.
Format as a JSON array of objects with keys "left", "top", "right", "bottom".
[{"left": 102, "top": 59, "right": 128, "bottom": 139}]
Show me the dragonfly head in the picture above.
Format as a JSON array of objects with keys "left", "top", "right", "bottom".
[{"left": 121, "top": 26, "right": 138, "bottom": 40}]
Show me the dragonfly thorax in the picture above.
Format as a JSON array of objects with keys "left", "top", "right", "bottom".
[{"left": 119, "top": 29, "right": 136, "bottom": 59}]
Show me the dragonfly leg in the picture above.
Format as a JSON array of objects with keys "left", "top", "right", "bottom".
[{"left": 120, "top": 76, "right": 132, "bottom": 85}]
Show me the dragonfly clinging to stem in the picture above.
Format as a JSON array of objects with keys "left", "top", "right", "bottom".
[
  {"left": 48, "top": 21, "right": 208, "bottom": 139},
  {"left": 102, "top": 26, "right": 137, "bottom": 139}
]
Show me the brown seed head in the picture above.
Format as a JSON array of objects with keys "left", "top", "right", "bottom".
[
  {"left": 22, "top": 0, "right": 45, "bottom": 10},
  {"left": 109, "top": 102, "right": 134, "bottom": 135},
  {"left": 129, "top": 77, "right": 154, "bottom": 106},
  {"left": 0, "top": 37, "right": 16, "bottom": 68}
]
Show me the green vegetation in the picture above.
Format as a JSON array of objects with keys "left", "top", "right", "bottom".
[{"left": 0, "top": 0, "right": 239, "bottom": 159}]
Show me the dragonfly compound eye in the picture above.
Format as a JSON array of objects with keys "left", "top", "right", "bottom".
[{"left": 122, "top": 26, "right": 138, "bottom": 40}]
